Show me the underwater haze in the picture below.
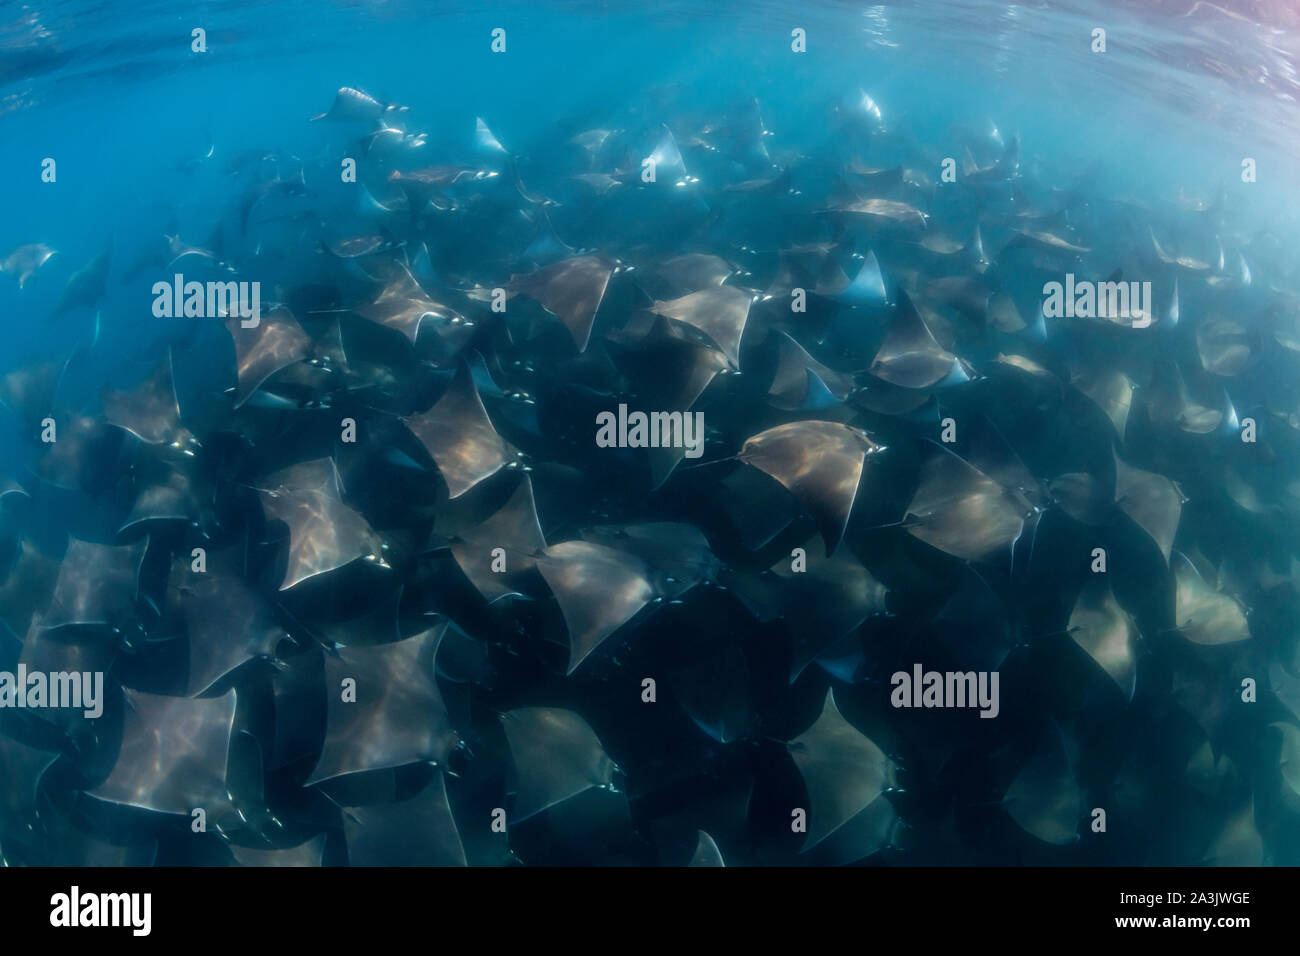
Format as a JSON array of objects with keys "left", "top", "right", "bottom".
[{"left": 1, "top": 0, "right": 1299, "bottom": 867}]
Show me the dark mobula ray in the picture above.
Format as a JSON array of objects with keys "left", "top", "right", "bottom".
[
  {"left": 51, "top": 243, "right": 111, "bottom": 317},
  {"left": 1273, "top": 724, "right": 1300, "bottom": 804},
  {"left": 305, "top": 625, "right": 459, "bottom": 785},
  {"left": 0, "top": 735, "right": 59, "bottom": 856},
  {"left": 767, "top": 330, "right": 853, "bottom": 411},
  {"left": 1144, "top": 361, "right": 1229, "bottom": 435},
  {"left": 88, "top": 688, "right": 237, "bottom": 817},
  {"left": 610, "top": 330, "right": 728, "bottom": 489},
  {"left": 0, "top": 243, "right": 57, "bottom": 290},
  {"left": 255, "top": 458, "right": 387, "bottom": 591},
  {"left": 0, "top": 539, "right": 59, "bottom": 639},
  {"left": 953, "top": 414, "right": 1046, "bottom": 505},
  {"left": 41, "top": 539, "right": 146, "bottom": 636},
  {"left": 520, "top": 207, "right": 571, "bottom": 262},
  {"left": 737, "top": 420, "right": 885, "bottom": 556},
  {"left": 1196, "top": 317, "right": 1252, "bottom": 377},
  {"left": 769, "top": 536, "right": 888, "bottom": 680},
  {"left": 0, "top": 357, "right": 67, "bottom": 432},
  {"left": 1004, "top": 228, "right": 1090, "bottom": 257},
  {"left": 929, "top": 566, "right": 1017, "bottom": 672},
  {"left": 403, "top": 361, "right": 516, "bottom": 499},
  {"left": 33, "top": 414, "right": 126, "bottom": 493},
  {"left": 787, "top": 689, "right": 898, "bottom": 859},
  {"left": 904, "top": 443, "right": 1034, "bottom": 565},
  {"left": 649, "top": 285, "right": 755, "bottom": 370},
  {"left": 166, "top": 547, "right": 285, "bottom": 695},
  {"left": 1051, "top": 467, "right": 1115, "bottom": 525},
  {"left": 475, "top": 115, "right": 508, "bottom": 157},
  {"left": 1148, "top": 228, "right": 1213, "bottom": 273},
  {"left": 355, "top": 177, "right": 412, "bottom": 219},
  {"left": 463, "top": 348, "right": 542, "bottom": 440},
  {"left": 101, "top": 351, "right": 197, "bottom": 451},
  {"left": 321, "top": 232, "right": 401, "bottom": 260},
  {"left": 117, "top": 464, "right": 206, "bottom": 537},
  {"left": 1172, "top": 553, "right": 1250, "bottom": 646},
  {"left": 643, "top": 124, "right": 689, "bottom": 183},
  {"left": 311, "top": 86, "right": 403, "bottom": 123},
  {"left": 767, "top": 239, "right": 840, "bottom": 296},
  {"left": 869, "top": 289, "right": 970, "bottom": 389},
  {"left": 340, "top": 771, "right": 465, "bottom": 866},
  {"left": 536, "top": 540, "right": 655, "bottom": 675},
  {"left": 37, "top": 801, "right": 159, "bottom": 866},
  {"left": 579, "top": 522, "right": 720, "bottom": 600},
  {"left": 569, "top": 126, "right": 616, "bottom": 163},
  {"left": 508, "top": 255, "right": 615, "bottom": 352},
  {"left": 917, "top": 223, "right": 986, "bottom": 267},
  {"left": 1002, "top": 723, "right": 1082, "bottom": 846},
  {"left": 813, "top": 249, "right": 888, "bottom": 307},
  {"left": 500, "top": 706, "right": 617, "bottom": 822},
  {"left": 449, "top": 475, "right": 547, "bottom": 603},
  {"left": 354, "top": 262, "right": 474, "bottom": 364},
  {"left": 1113, "top": 449, "right": 1183, "bottom": 564},
  {"left": 1066, "top": 575, "right": 1138, "bottom": 701},
  {"left": 836, "top": 197, "right": 928, "bottom": 232},
  {"left": 387, "top": 165, "right": 498, "bottom": 204},
  {"left": 667, "top": 632, "right": 760, "bottom": 744},
  {"left": 645, "top": 253, "right": 737, "bottom": 298},
  {"left": 224, "top": 306, "right": 314, "bottom": 409},
  {"left": 229, "top": 834, "right": 326, "bottom": 867},
  {"left": 987, "top": 353, "right": 1064, "bottom": 411},
  {"left": 1069, "top": 365, "right": 1135, "bottom": 440},
  {"left": 164, "top": 230, "right": 228, "bottom": 271},
  {"left": 571, "top": 171, "right": 622, "bottom": 196},
  {"left": 1202, "top": 800, "right": 1263, "bottom": 865},
  {"left": 987, "top": 292, "right": 1026, "bottom": 333}
]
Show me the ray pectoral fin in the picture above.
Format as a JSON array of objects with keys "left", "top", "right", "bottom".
[
  {"left": 510, "top": 255, "right": 614, "bottom": 352},
  {"left": 306, "top": 625, "right": 459, "bottom": 786},
  {"left": 651, "top": 286, "right": 753, "bottom": 369},
  {"left": 1114, "top": 452, "right": 1182, "bottom": 563},
  {"left": 256, "top": 458, "right": 386, "bottom": 590},
  {"left": 342, "top": 771, "right": 466, "bottom": 866},
  {"left": 904, "top": 445, "right": 1025, "bottom": 564},
  {"left": 1173, "top": 552, "right": 1250, "bottom": 645},
  {"left": 1003, "top": 724, "right": 1081, "bottom": 846},
  {"left": 404, "top": 360, "right": 515, "bottom": 498},
  {"left": 42, "top": 539, "right": 146, "bottom": 635},
  {"left": 1067, "top": 576, "right": 1137, "bottom": 700},
  {"left": 88, "top": 689, "right": 237, "bottom": 816},
  {"left": 788, "top": 689, "right": 897, "bottom": 857},
  {"left": 869, "top": 288, "right": 961, "bottom": 389},
  {"left": 226, "top": 306, "right": 313, "bottom": 408},
  {"left": 101, "top": 351, "right": 184, "bottom": 445},
  {"left": 500, "top": 706, "right": 616, "bottom": 822},
  {"left": 170, "top": 550, "right": 284, "bottom": 695},
  {"left": 738, "top": 420, "right": 883, "bottom": 555},
  {"left": 536, "top": 540, "right": 655, "bottom": 674}
]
